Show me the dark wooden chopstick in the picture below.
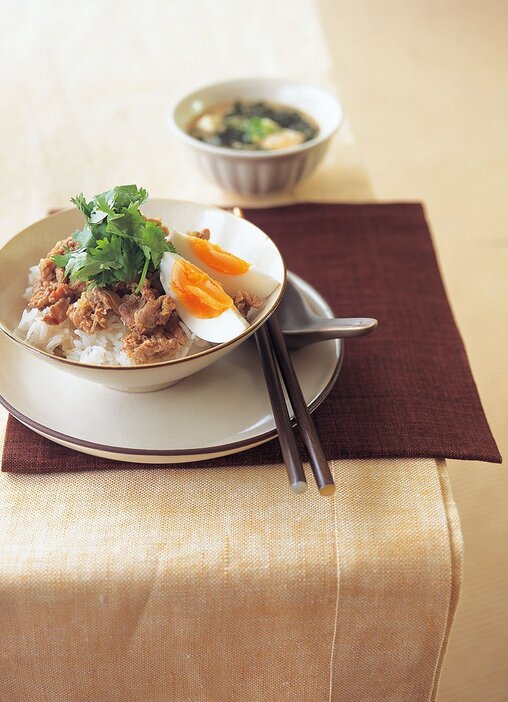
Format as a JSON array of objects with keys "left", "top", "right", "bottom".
[
  {"left": 267, "top": 314, "right": 336, "bottom": 496},
  {"left": 231, "top": 205, "right": 330, "bottom": 496},
  {"left": 255, "top": 325, "right": 308, "bottom": 494}
]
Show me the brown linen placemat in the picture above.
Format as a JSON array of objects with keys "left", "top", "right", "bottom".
[{"left": 2, "top": 203, "right": 501, "bottom": 472}]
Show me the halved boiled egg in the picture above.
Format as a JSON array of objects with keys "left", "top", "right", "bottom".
[
  {"left": 160, "top": 252, "right": 249, "bottom": 343},
  {"left": 170, "top": 230, "right": 280, "bottom": 299}
]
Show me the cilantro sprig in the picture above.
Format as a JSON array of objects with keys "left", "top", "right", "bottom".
[
  {"left": 52, "top": 185, "right": 175, "bottom": 292},
  {"left": 225, "top": 115, "right": 279, "bottom": 144}
]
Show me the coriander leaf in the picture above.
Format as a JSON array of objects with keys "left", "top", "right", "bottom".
[
  {"left": 224, "top": 115, "right": 279, "bottom": 144},
  {"left": 246, "top": 116, "right": 279, "bottom": 143},
  {"left": 63, "top": 250, "right": 103, "bottom": 282},
  {"left": 97, "top": 185, "right": 148, "bottom": 213},
  {"left": 108, "top": 207, "right": 146, "bottom": 239},
  {"left": 140, "top": 220, "right": 175, "bottom": 269},
  {"left": 72, "top": 225, "right": 95, "bottom": 248},
  {"left": 52, "top": 252, "right": 72, "bottom": 269},
  {"left": 53, "top": 185, "right": 173, "bottom": 289},
  {"left": 88, "top": 200, "right": 110, "bottom": 223},
  {"left": 71, "top": 193, "right": 93, "bottom": 218},
  {"left": 91, "top": 236, "right": 124, "bottom": 269}
]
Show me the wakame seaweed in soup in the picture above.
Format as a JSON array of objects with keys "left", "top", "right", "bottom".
[{"left": 188, "top": 100, "right": 319, "bottom": 151}]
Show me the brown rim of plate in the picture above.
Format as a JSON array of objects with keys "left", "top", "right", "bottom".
[
  {"left": 0, "top": 340, "right": 342, "bottom": 457},
  {"left": 0, "top": 203, "right": 287, "bottom": 370}
]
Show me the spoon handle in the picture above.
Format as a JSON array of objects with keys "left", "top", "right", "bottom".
[{"left": 283, "top": 317, "right": 378, "bottom": 350}]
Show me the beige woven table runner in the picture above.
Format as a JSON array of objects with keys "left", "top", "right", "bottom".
[
  {"left": 0, "top": 443, "right": 461, "bottom": 702},
  {"left": 0, "top": 2, "right": 462, "bottom": 699}
]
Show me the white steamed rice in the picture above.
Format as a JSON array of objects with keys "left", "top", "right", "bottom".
[{"left": 16, "top": 266, "right": 209, "bottom": 366}]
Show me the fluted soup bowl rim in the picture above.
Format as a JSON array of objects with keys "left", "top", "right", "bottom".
[{"left": 168, "top": 78, "right": 343, "bottom": 194}]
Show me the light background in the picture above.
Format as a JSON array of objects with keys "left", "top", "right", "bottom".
[
  {"left": 0, "top": 1, "right": 506, "bottom": 700},
  {"left": 318, "top": 3, "right": 508, "bottom": 699}
]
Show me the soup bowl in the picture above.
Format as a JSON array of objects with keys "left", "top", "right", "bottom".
[
  {"left": 0, "top": 199, "right": 286, "bottom": 392},
  {"left": 169, "top": 78, "right": 344, "bottom": 195}
]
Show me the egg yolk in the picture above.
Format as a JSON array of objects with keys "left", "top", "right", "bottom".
[
  {"left": 189, "top": 237, "right": 251, "bottom": 275},
  {"left": 170, "top": 259, "right": 234, "bottom": 318}
]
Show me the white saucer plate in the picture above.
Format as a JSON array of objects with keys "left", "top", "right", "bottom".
[{"left": 0, "top": 273, "right": 342, "bottom": 463}]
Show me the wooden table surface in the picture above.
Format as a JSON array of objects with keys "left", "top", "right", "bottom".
[{"left": 0, "top": 1, "right": 506, "bottom": 700}]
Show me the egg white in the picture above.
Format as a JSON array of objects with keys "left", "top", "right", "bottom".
[
  {"left": 160, "top": 252, "right": 249, "bottom": 344},
  {"left": 170, "top": 230, "right": 280, "bottom": 299}
]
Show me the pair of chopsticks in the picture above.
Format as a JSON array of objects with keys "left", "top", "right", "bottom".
[
  {"left": 231, "top": 207, "right": 334, "bottom": 496},
  {"left": 255, "top": 314, "right": 335, "bottom": 497}
]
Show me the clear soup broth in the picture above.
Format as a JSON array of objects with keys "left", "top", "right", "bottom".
[{"left": 188, "top": 99, "right": 319, "bottom": 151}]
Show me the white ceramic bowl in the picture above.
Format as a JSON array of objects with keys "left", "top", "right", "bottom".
[
  {"left": 170, "top": 78, "right": 344, "bottom": 195},
  {"left": 0, "top": 199, "right": 286, "bottom": 392}
]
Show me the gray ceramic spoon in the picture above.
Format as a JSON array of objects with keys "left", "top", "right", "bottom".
[{"left": 279, "top": 276, "right": 378, "bottom": 350}]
